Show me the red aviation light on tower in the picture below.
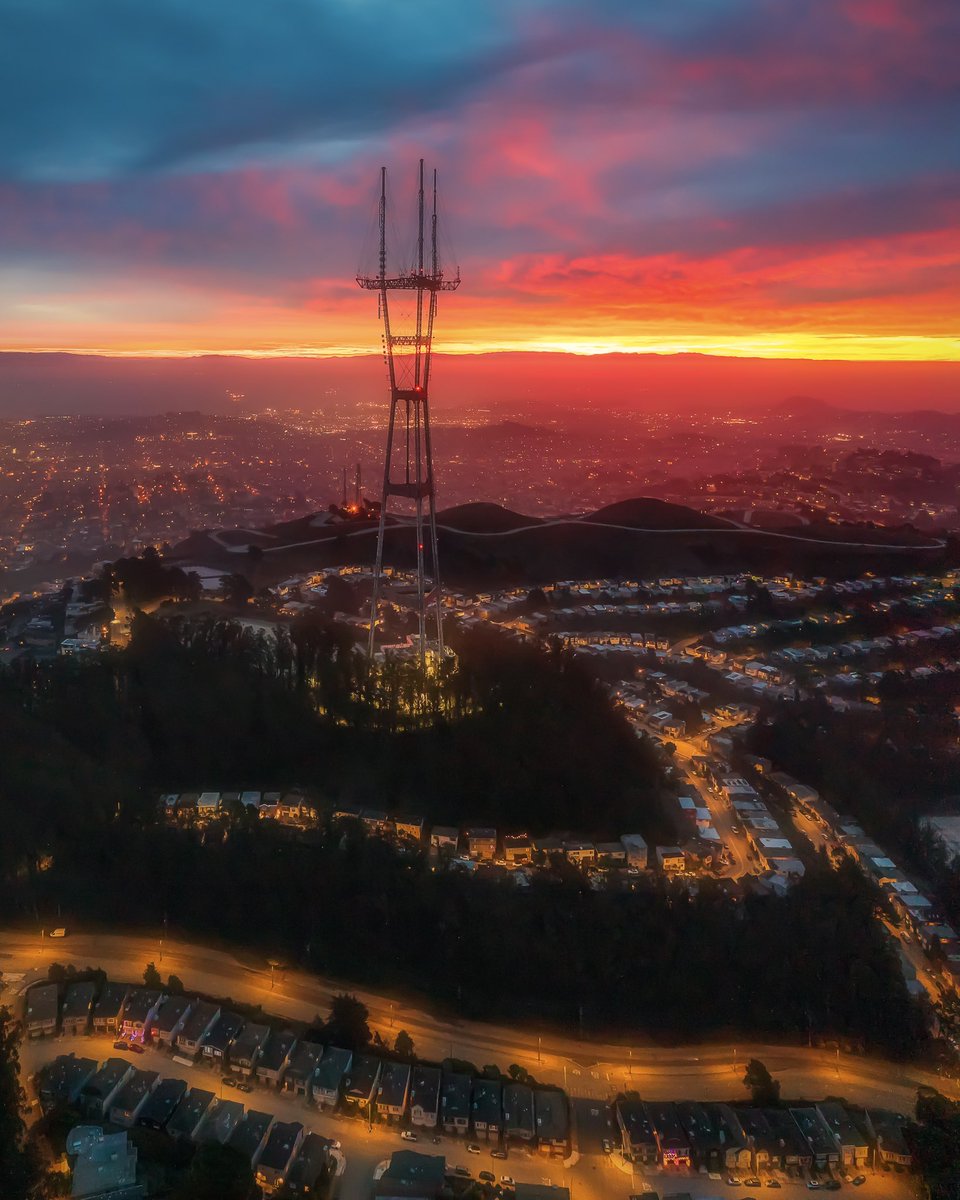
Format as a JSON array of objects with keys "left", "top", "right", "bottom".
[{"left": 357, "top": 159, "right": 461, "bottom": 669}]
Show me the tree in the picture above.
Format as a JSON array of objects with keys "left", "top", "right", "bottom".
[
  {"left": 507, "top": 1064, "right": 531, "bottom": 1083},
  {"left": 324, "top": 994, "right": 371, "bottom": 1052},
  {"left": 394, "top": 1030, "right": 415, "bottom": 1059},
  {"left": 743, "top": 1058, "right": 780, "bottom": 1106},
  {"left": 223, "top": 574, "right": 253, "bottom": 607},
  {"left": 166, "top": 974, "right": 185, "bottom": 994},
  {"left": 175, "top": 1140, "right": 252, "bottom": 1200},
  {"left": 0, "top": 1008, "right": 38, "bottom": 1200},
  {"left": 143, "top": 962, "right": 162, "bottom": 989}
]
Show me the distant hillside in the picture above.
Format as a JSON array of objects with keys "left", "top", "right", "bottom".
[
  {"left": 588, "top": 497, "right": 730, "bottom": 530},
  {"left": 437, "top": 503, "right": 539, "bottom": 532},
  {"left": 168, "top": 496, "right": 947, "bottom": 587}
]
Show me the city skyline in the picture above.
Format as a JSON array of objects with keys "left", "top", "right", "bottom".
[{"left": 2, "top": 1, "right": 958, "bottom": 364}]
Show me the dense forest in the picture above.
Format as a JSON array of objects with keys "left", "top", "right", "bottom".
[
  {"left": 1, "top": 613, "right": 670, "bottom": 839},
  {"left": 0, "top": 617, "right": 928, "bottom": 1054}
]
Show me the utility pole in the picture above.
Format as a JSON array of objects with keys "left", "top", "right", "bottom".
[{"left": 357, "top": 161, "right": 460, "bottom": 671}]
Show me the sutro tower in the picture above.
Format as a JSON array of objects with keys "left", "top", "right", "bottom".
[{"left": 357, "top": 160, "right": 460, "bottom": 666}]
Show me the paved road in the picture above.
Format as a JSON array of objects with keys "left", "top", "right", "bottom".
[{"left": 2, "top": 929, "right": 956, "bottom": 1115}]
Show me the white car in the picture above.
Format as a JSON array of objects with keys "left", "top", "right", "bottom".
[
  {"left": 500, "top": 1177, "right": 515, "bottom": 1187},
  {"left": 400, "top": 1131, "right": 417, "bottom": 1142},
  {"left": 468, "top": 1144, "right": 482, "bottom": 1154}
]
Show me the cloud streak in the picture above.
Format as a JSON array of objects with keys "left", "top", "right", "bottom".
[{"left": 1, "top": 0, "right": 958, "bottom": 361}]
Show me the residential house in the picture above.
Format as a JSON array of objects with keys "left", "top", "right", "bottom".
[
  {"left": 176, "top": 1001, "right": 221, "bottom": 1056},
  {"left": 227, "top": 1109, "right": 275, "bottom": 1166},
  {"left": 409, "top": 1065, "right": 442, "bottom": 1128},
  {"left": 817, "top": 1102, "right": 869, "bottom": 1167},
  {"left": 464, "top": 828, "right": 497, "bottom": 861},
  {"left": 196, "top": 791, "right": 221, "bottom": 820},
  {"left": 502, "top": 1082, "right": 535, "bottom": 1142},
  {"left": 313, "top": 1045, "right": 353, "bottom": 1108},
  {"left": 534, "top": 837, "right": 564, "bottom": 860},
  {"left": 615, "top": 1098, "right": 658, "bottom": 1164},
  {"left": 374, "top": 1150, "right": 447, "bottom": 1200},
  {"left": 255, "top": 1121, "right": 305, "bottom": 1194},
  {"left": 471, "top": 1078, "right": 502, "bottom": 1140},
  {"left": 201, "top": 1010, "right": 244, "bottom": 1063},
  {"left": 286, "top": 1133, "right": 334, "bottom": 1196},
  {"left": 764, "top": 1108, "right": 813, "bottom": 1170},
  {"left": 231, "top": 1021, "right": 271, "bottom": 1076},
  {"left": 790, "top": 1107, "right": 841, "bottom": 1169},
  {"left": 256, "top": 1030, "right": 298, "bottom": 1089},
  {"left": 503, "top": 835, "right": 533, "bottom": 865},
  {"left": 196, "top": 1097, "right": 245, "bottom": 1145},
  {"left": 563, "top": 841, "right": 596, "bottom": 866},
  {"left": 430, "top": 826, "right": 459, "bottom": 852},
  {"left": 656, "top": 846, "right": 686, "bottom": 873},
  {"left": 394, "top": 815, "right": 426, "bottom": 843},
  {"left": 378, "top": 1061, "right": 412, "bottom": 1121},
  {"left": 153, "top": 995, "right": 194, "bottom": 1047},
  {"left": 24, "top": 983, "right": 59, "bottom": 1038},
  {"left": 175, "top": 792, "right": 200, "bottom": 822},
  {"left": 344, "top": 1054, "right": 382, "bottom": 1110},
  {"left": 620, "top": 835, "right": 648, "bottom": 869},
  {"left": 534, "top": 1089, "right": 569, "bottom": 1153},
  {"left": 137, "top": 1077, "right": 188, "bottom": 1131},
  {"left": 37, "top": 1054, "right": 97, "bottom": 1110},
  {"left": 120, "top": 988, "right": 165, "bottom": 1041},
  {"left": 69, "top": 1128, "right": 140, "bottom": 1200},
  {"left": 865, "top": 1110, "right": 912, "bottom": 1168},
  {"left": 644, "top": 1100, "right": 691, "bottom": 1167},
  {"left": 80, "top": 1058, "right": 134, "bottom": 1119},
  {"left": 441, "top": 1072, "right": 473, "bottom": 1135},
  {"left": 60, "top": 981, "right": 97, "bottom": 1037},
  {"left": 360, "top": 809, "right": 389, "bottom": 834},
  {"left": 736, "top": 1108, "right": 776, "bottom": 1171},
  {"left": 676, "top": 1101, "right": 733, "bottom": 1170},
  {"left": 708, "top": 1104, "right": 752, "bottom": 1170},
  {"left": 167, "top": 1088, "right": 216, "bottom": 1141},
  {"left": 284, "top": 1042, "right": 325, "bottom": 1097},
  {"left": 595, "top": 842, "right": 626, "bottom": 865},
  {"left": 109, "top": 1068, "right": 159, "bottom": 1127}
]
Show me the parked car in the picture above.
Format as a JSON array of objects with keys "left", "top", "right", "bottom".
[
  {"left": 766, "top": 1182, "right": 782, "bottom": 1189},
  {"left": 500, "top": 1177, "right": 515, "bottom": 1187},
  {"left": 468, "top": 1144, "right": 481, "bottom": 1155},
  {"left": 221, "top": 1078, "right": 236, "bottom": 1088},
  {"left": 823, "top": 1182, "right": 841, "bottom": 1191},
  {"left": 480, "top": 1172, "right": 496, "bottom": 1182},
  {"left": 455, "top": 1167, "right": 471, "bottom": 1177},
  {"left": 746, "top": 1179, "right": 761, "bottom": 1188},
  {"left": 806, "top": 1182, "right": 820, "bottom": 1191},
  {"left": 112, "top": 1041, "right": 129, "bottom": 1052},
  {"left": 236, "top": 1082, "right": 252, "bottom": 1093},
  {"left": 727, "top": 1179, "right": 742, "bottom": 1187},
  {"left": 852, "top": 1178, "right": 866, "bottom": 1187},
  {"left": 601, "top": 1139, "right": 612, "bottom": 1154},
  {"left": 491, "top": 1150, "right": 508, "bottom": 1160},
  {"left": 129, "top": 1043, "right": 144, "bottom": 1055},
  {"left": 401, "top": 1132, "right": 418, "bottom": 1142}
]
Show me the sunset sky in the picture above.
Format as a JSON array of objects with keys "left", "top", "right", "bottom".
[{"left": 2, "top": 0, "right": 958, "bottom": 363}]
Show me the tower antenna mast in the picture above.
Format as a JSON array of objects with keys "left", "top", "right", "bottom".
[{"left": 357, "top": 160, "right": 460, "bottom": 669}]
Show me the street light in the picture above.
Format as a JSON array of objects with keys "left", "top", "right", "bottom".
[{"left": 268, "top": 959, "right": 281, "bottom": 990}]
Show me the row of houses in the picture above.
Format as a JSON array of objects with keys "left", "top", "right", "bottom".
[
  {"left": 157, "top": 790, "right": 652, "bottom": 872},
  {"left": 698, "top": 765, "right": 806, "bottom": 888},
  {"left": 615, "top": 1097, "right": 912, "bottom": 1173},
  {"left": 749, "top": 762, "right": 960, "bottom": 992},
  {"left": 28, "top": 979, "right": 571, "bottom": 1151},
  {"left": 39, "top": 1055, "right": 337, "bottom": 1196}
]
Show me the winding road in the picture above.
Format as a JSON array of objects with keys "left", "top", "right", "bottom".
[{"left": 2, "top": 928, "right": 954, "bottom": 1114}]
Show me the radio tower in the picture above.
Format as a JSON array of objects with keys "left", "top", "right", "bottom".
[{"left": 357, "top": 160, "right": 460, "bottom": 667}]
